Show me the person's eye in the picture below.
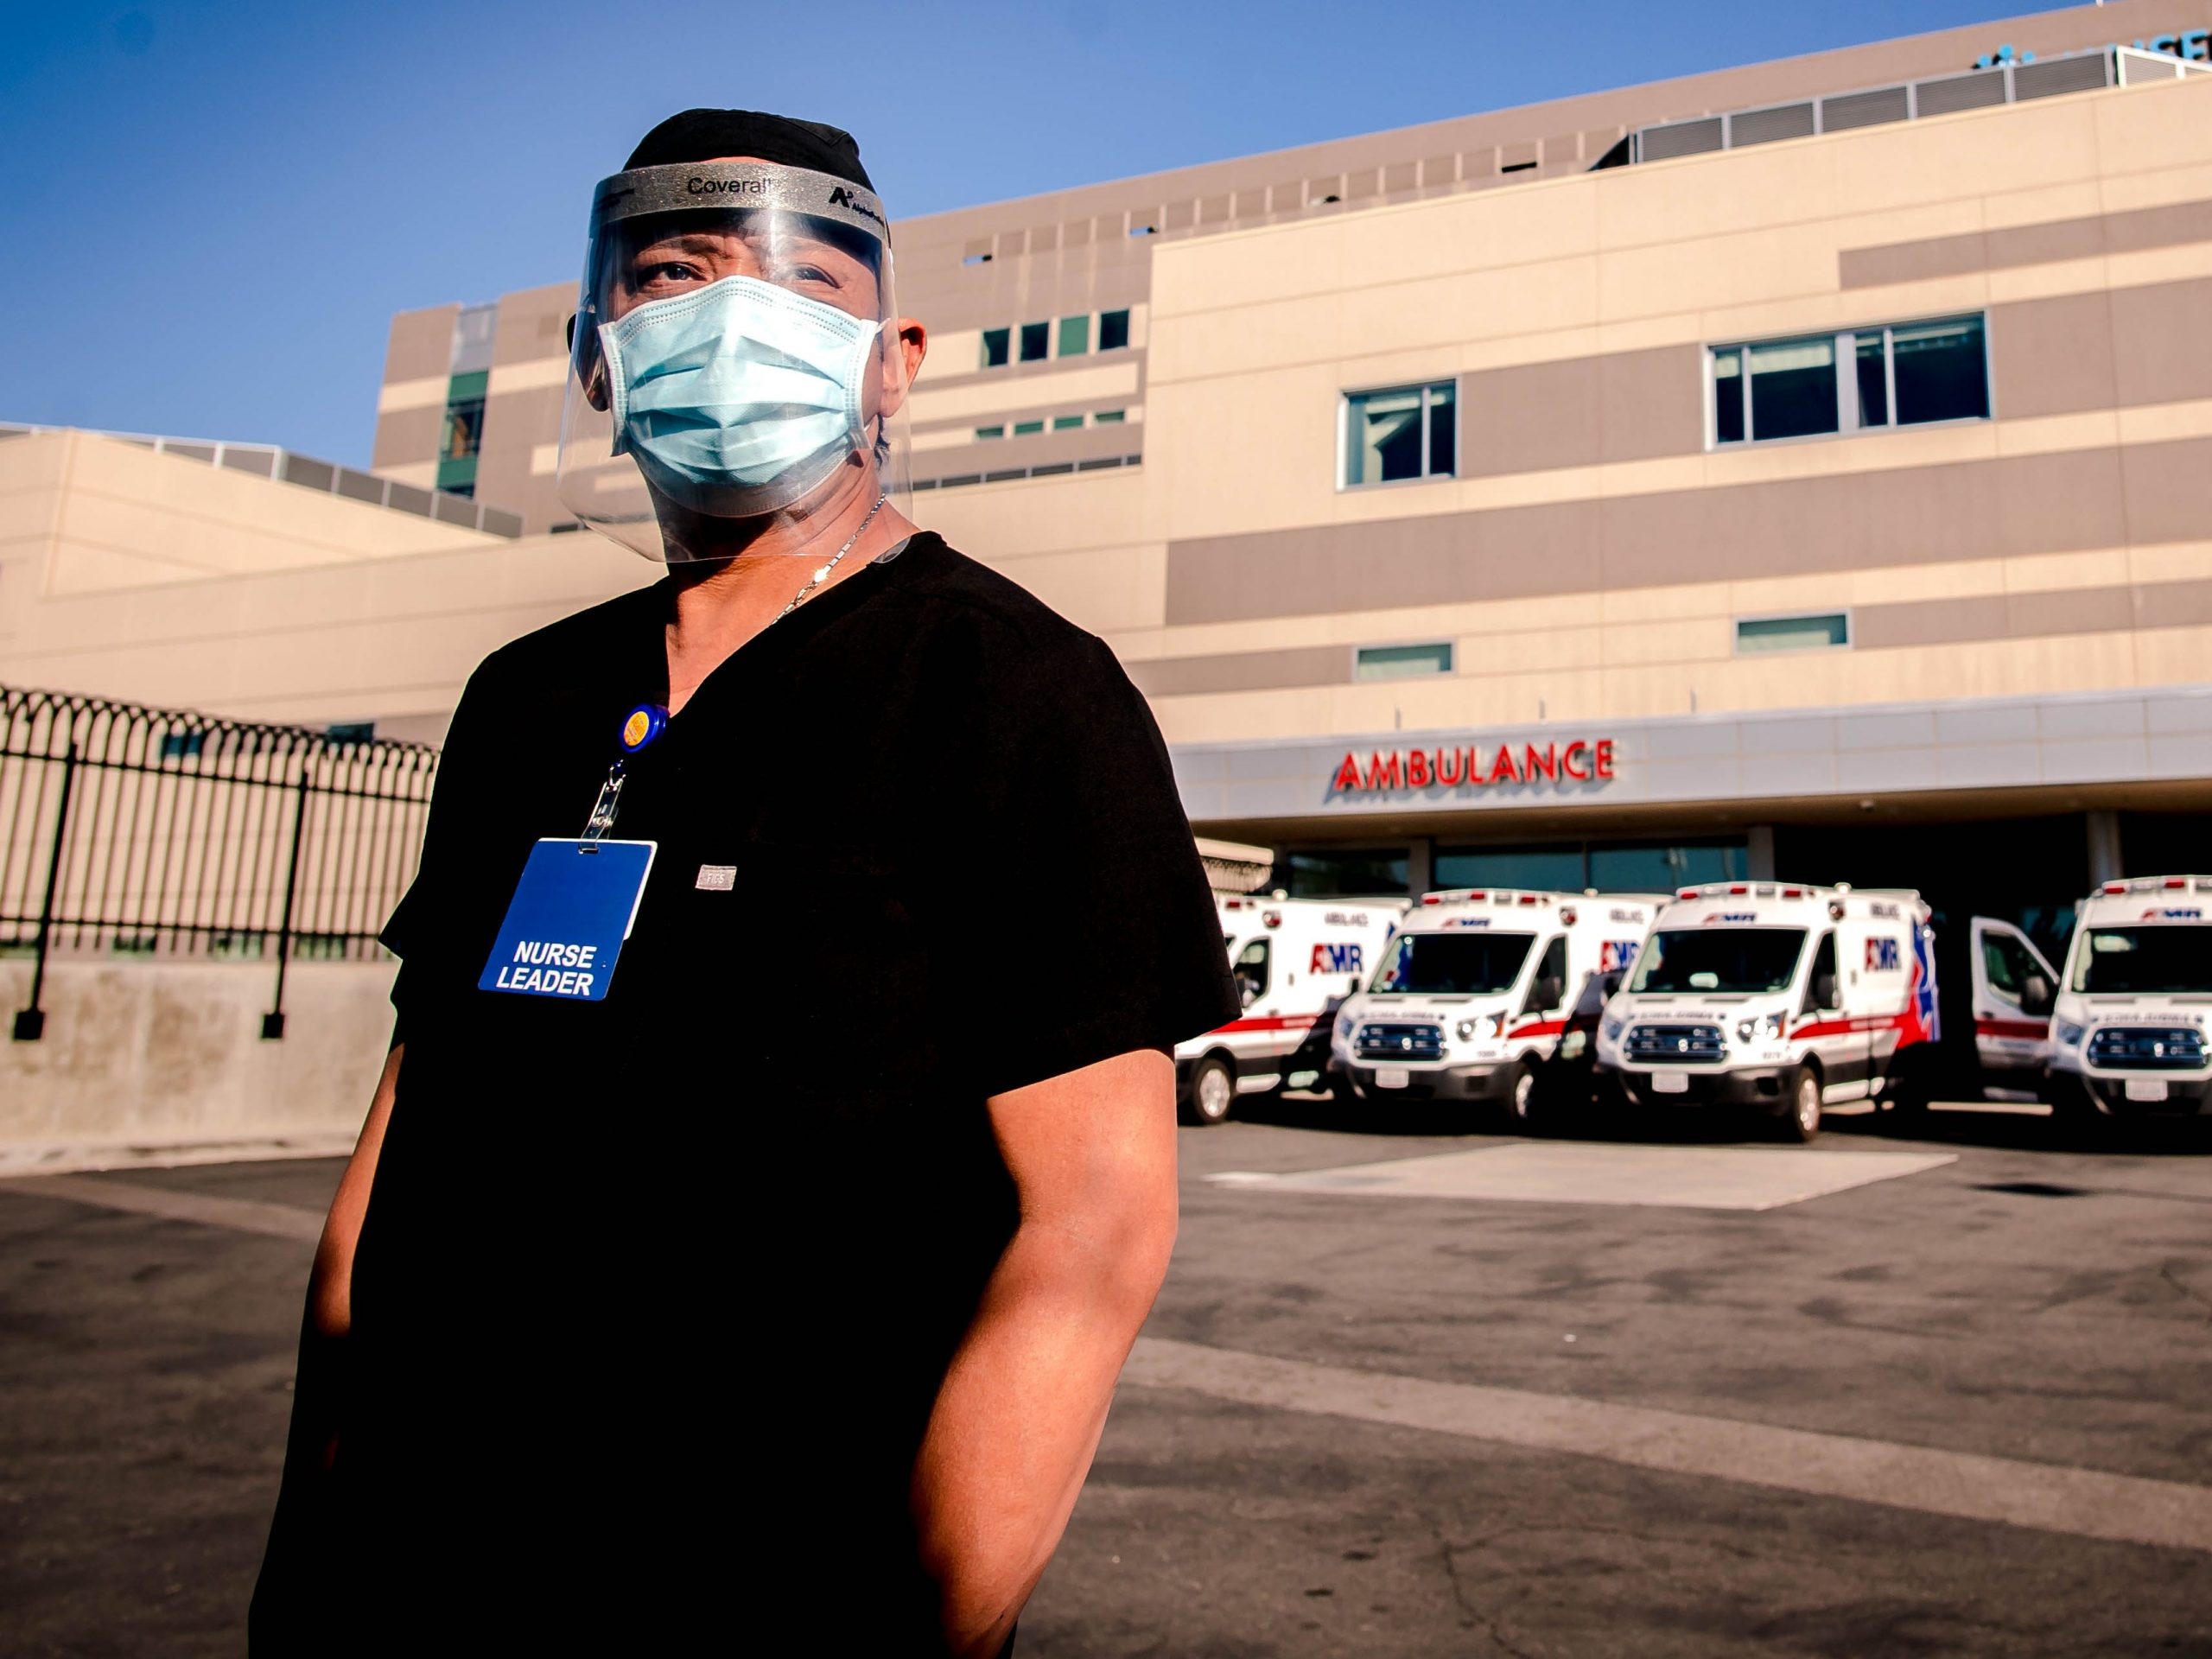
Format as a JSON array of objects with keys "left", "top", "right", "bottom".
[
  {"left": 638, "top": 261, "right": 705, "bottom": 288},
  {"left": 774, "top": 262, "right": 836, "bottom": 287}
]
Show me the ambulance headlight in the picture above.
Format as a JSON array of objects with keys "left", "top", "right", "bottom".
[
  {"left": 1456, "top": 1013, "right": 1505, "bottom": 1042},
  {"left": 1603, "top": 1017, "right": 1624, "bottom": 1042},
  {"left": 1735, "top": 1012, "right": 1785, "bottom": 1045},
  {"left": 2056, "top": 1020, "right": 2085, "bottom": 1048},
  {"left": 1337, "top": 1013, "right": 1356, "bottom": 1041}
]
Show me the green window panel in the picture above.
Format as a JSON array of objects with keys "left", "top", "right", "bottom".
[
  {"left": 1735, "top": 613, "right": 1849, "bottom": 652},
  {"left": 1057, "top": 315, "right": 1090, "bottom": 357},
  {"left": 1354, "top": 642, "right": 1452, "bottom": 680}
]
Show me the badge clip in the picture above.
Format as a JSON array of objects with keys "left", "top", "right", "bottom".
[{"left": 581, "top": 760, "right": 626, "bottom": 851}]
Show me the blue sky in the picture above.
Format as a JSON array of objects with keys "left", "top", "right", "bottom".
[{"left": 5, "top": 1, "right": 2046, "bottom": 464}]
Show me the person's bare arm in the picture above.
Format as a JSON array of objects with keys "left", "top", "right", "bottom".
[
  {"left": 911, "top": 1048, "right": 1179, "bottom": 1658},
  {"left": 283, "top": 1041, "right": 401, "bottom": 1478},
  {"left": 311, "top": 1042, "right": 401, "bottom": 1340}
]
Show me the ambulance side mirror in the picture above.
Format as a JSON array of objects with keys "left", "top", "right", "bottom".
[
  {"left": 2023, "top": 972, "right": 2053, "bottom": 1015},
  {"left": 1534, "top": 975, "right": 1565, "bottom": 1011},
  {"left": 1240, "top": 983, "right": 1259, "bottom": 1009},
  {"left": 1812, "top": 972, "right": 1839, "bottom": 1010}
]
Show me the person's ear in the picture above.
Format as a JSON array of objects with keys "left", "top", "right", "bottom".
[
  {"left": 878, "top": 319, "right": 926, "bottom": 418},
  {"left": 567, "top": 318, "right": 612, "bottom": 414}
]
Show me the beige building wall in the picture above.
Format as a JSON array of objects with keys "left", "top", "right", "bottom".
[
  {"left": 0, "top": 429, "right": 646, "bottom": 736},
  {"left": 1066, "top": 67, "right": 2212, "bottom": 747},
  {"left": 377, "top": 1, "right": 2211, "bottom": 532}
]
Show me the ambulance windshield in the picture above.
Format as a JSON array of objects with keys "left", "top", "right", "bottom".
[
  {"left": 1369, "top": 931, "right": 1535, "bottom": 995},
  {"left": 1631, "top": 928, "right": 1805, "bottom": 995},
  {"left": 2073, "top": 926, "right": 2212, "bottom": 995}
]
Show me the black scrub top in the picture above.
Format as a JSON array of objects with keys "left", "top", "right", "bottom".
[{"left": 256, "top": 533, "right": 1236, "bottom": 1652}]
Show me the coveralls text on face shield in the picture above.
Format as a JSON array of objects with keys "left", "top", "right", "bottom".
[{"left": 600, "top": 273, "right": 882, "bottom": 518}]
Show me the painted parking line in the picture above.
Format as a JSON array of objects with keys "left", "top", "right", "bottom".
[
  {"left": 1123, "top": 1337, "right": 2212, "bottom": 1554},
  {"left": 1209, "top": 1141, "right": 1957, "bottom": 1211},
  {"left": 8, "top": 1174, "right": 323, "bottom": 1243}
]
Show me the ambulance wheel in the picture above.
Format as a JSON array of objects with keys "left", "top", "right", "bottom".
[
  {"left": 1181, "top": 1056, "right": 1236, "bottom": 1126},
  {"left": 1779, "top": 1067, "right": 1822, "bottom": 1143},
  {"left": 1506, "top": 1061, "right": 1542, "bottom": 1133}
]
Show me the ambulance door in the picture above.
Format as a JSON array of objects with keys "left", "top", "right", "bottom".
[
  {"left": 1513, "top": 933, "right": 1571, "bottom": 1057},
  {"left": 1799, "top": 929, "right": 1870, "bottom": 1089},
  {"left": 1968, "top": 918, "right": 2057, "bottom": 1077}
]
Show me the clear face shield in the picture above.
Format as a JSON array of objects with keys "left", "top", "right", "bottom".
[{"left": 556, "top": 161, "right": 912, "bottom": 563}]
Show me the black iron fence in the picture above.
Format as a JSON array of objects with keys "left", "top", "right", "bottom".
[{"left": 1, "top": 686, "right": 440, "bottom": 1041}]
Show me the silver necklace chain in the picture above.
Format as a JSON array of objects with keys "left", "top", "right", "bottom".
[{"left": 772, "top": 492, "right": 891, "bottom": 625}]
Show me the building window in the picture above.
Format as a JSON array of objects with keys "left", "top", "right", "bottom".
[
  {"left": 1052, "top": 414, "right": 1084, "bottom": 430},
  {"left": 975, "top": 425, "right": 1004, "bottom": 440},
  {"left": 1019, "top": 321, "right": 1050, "bottom": 362},
  {"left": 1057, "top": 315, "right": 1090, "bottom": 357},
  {"left": 1342, "top": 381, "right": 1456, "bottom": 487},
  {"left": 1094, "top": 408, "right": 1127, "bottom": 424},
  {"left": 1355, "top": 642, "right": 1453, "bottom": 680},
  {"left": 981, "top": 327, "right": 1010, "bottom": 369},
  {"left": 1013, "top": 419, "right": 1045, "bottom": 435},
  {"left": 1287, "top": 849, "right": 1408, "bottom": 898},
  {"left": 1736, "top": 612, "right": 1850, "bottom": 653},
  {"left": 159, "top": 730, "right": 207, "bottom": 761},
  {"left": 1436, "top": 838, "right": 1747, "bottom": 893},
  {"left": 1713, "top": 315, "right": 1988, "bottom": 445},
  {"left": 442, "top": 370, "right": 486, "bottom": 461},
  {"left": 1098, "top": 308, "right": 1131, "bottom": 351}
]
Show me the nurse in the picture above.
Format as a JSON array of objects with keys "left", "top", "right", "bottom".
[{"left": 251, "top": 109, "right": 1235, "bottom": 1657}]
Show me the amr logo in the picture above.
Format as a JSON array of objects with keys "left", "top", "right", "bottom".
[
  {"left": 1311, "top": 943, "right": 1365, "bottom": 974},
  {"left": 1865, "top": 938, "right": 1901, "bottom": 971}
]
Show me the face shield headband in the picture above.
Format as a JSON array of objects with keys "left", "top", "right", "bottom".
[{"left": 560, "top": 162, "right": 905, "bottom": 552}]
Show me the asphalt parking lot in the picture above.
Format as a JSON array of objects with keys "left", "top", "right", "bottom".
[{"left": 3, "top": 1105, "right": 2209, "bottom": 1657}]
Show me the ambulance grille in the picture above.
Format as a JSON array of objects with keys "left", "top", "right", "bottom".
[
  {"left": 1624, "top": 1024, "right": 1727, "bottom": 1065},
  {"left": 2085, "top": 1027, "right": 2205, "bottom": 1070},
  {"left": 1356, "top": 1023, "right": 1444, "bottom": 1062}
]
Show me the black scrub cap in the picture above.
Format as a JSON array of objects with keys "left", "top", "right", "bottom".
[{"left": 624, "top": 108, "right": 874, "bottom": 193}]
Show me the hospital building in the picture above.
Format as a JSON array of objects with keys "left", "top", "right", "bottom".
[{"left": 11, "top": 0, "right": 2212, "bottom": 954}]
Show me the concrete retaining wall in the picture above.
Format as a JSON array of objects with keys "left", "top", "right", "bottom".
[{"left": 0, "top": 959, "right": 393, "bottom": 1152}]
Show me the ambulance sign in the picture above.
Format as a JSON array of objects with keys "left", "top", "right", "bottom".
[{"left": 1332, "top": 739, "right": 1618, "bottom": 795}]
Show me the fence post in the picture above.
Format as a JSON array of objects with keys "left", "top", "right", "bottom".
[
  {"left": 14, "top": 741, "right": 79, "bottom": 1042},
  {"left": 262, "top": 764, "right": 313, "bottom": 1040}
]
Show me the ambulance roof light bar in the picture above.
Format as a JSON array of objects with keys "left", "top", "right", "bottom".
[
  {"left": 1419, "top": 888, "right": 1556, "bottom": 908},
  {"left": 2102, "top": 874, "right": 2212, "bottom": 893}
]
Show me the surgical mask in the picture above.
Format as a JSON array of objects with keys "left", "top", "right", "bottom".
[{"left": 600, "top": 274, "right": 881, "bottom": 516}]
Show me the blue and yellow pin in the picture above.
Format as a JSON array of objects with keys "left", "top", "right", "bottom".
[{"left": 619, "top": 702, "right": 669, "bottom": 753}]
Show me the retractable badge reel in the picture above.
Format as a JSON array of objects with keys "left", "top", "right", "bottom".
[{"left": 479, "top": 704, "right": 668, "bottom": 1002}]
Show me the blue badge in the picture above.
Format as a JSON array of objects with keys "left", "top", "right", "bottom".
[{"left": 479, "top": 838, "right": 657, "bottom": 1002}]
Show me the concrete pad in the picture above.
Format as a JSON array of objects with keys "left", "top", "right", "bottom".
[
  {"left": 0, "top": 1129, "right": 359, "bottom": 1179},
  {"left": 1207, "top": 1141, "right": 1958, "bottom": 1211}
]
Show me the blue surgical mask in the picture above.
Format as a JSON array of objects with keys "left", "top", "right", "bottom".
[{"left": 600, "top": 274, "right": 881, "bottom": 515}]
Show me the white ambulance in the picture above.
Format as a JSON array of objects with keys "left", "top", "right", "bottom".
[
  {"left": 1593, "top": 882, "right": 1937, "bottom": 1141},
  {"left": 2046, "top": 874, "right": 2212, "bottom": 1120},
  {"left": 1177, "top": 895, "right": 1404, "bottom": 1125},
  {"left": 1326, "top": 889, "right": 1662, "bottom": 1124}
]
